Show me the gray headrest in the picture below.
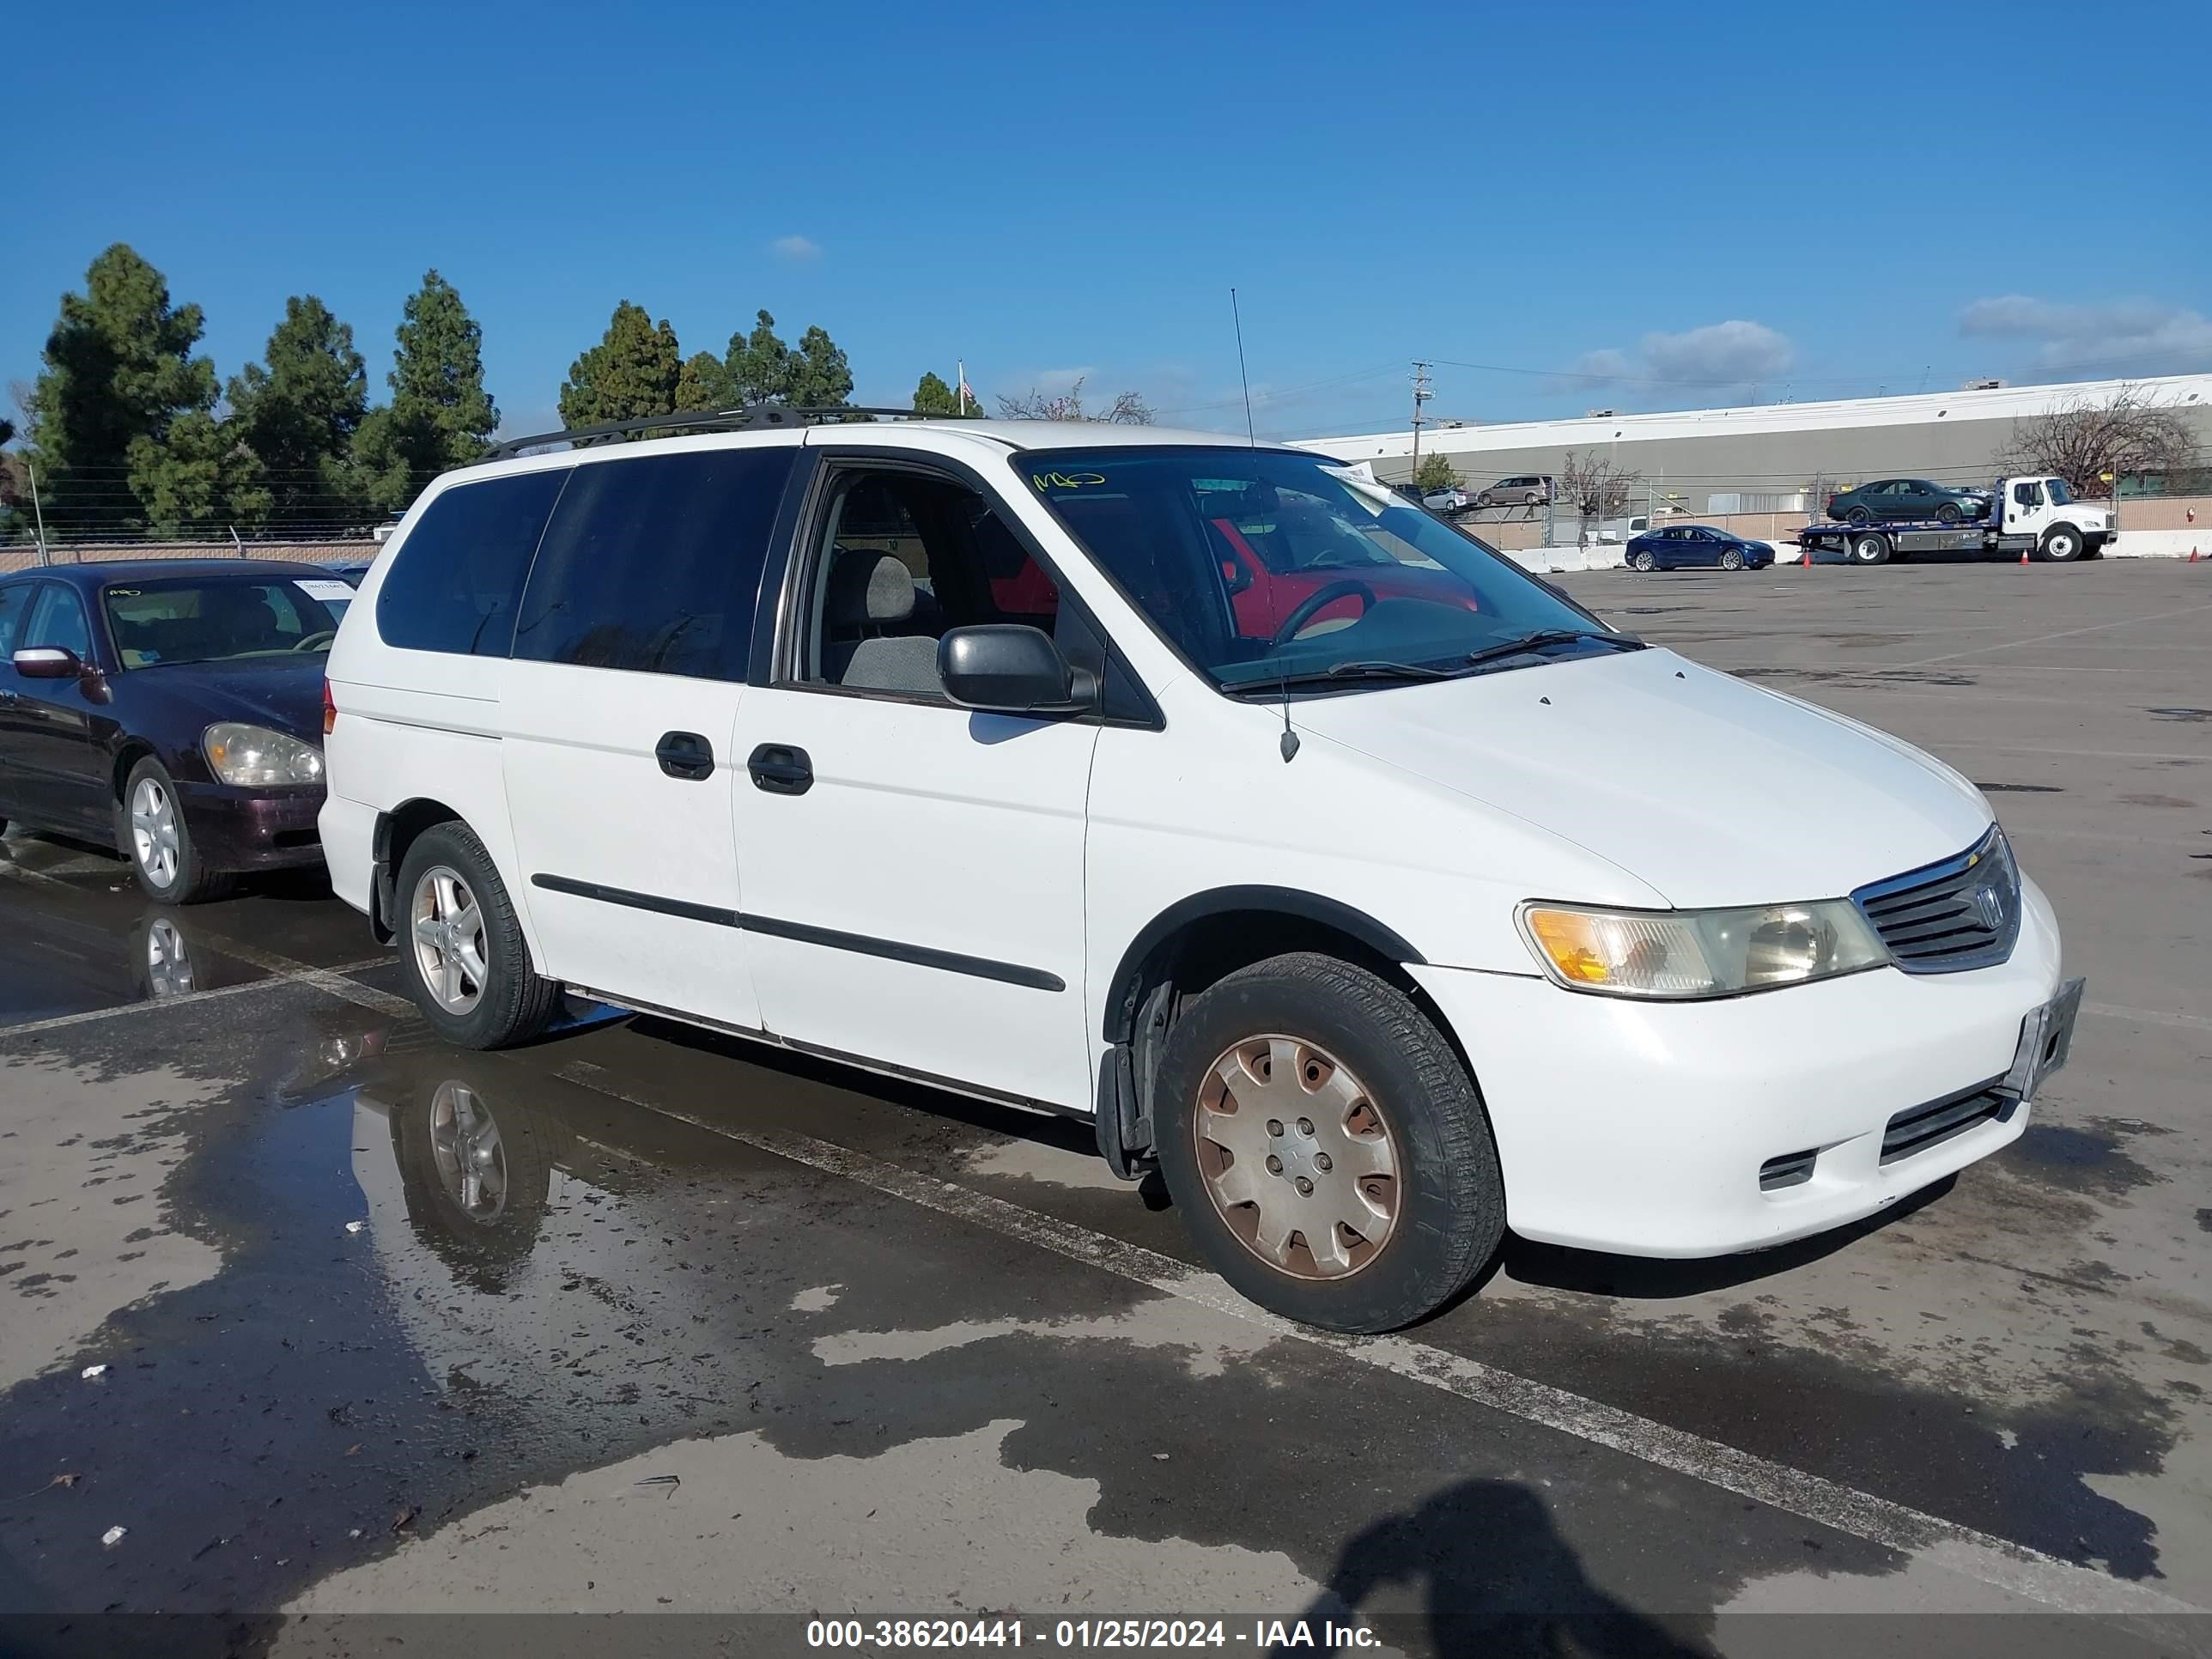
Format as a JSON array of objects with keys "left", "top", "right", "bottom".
[{"left": 827, "top": 550, "right": 915, "bottom": 626}]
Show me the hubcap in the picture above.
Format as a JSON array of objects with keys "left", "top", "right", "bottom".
[
  {"left": 1193, "top": 1035, "right": 1399, "bottom": 1280},
  {"left": 427, "top": 1081, "right": 507, "bottom": 1220},
  {"left": 410, "top": 865, "right": 489, "bottom": 1015},
  {"left": 144, "top": 917, "right": 193, "bottom": 998},
  {"left": 130, "top": 777, "right": 180, "bottom": 888}
]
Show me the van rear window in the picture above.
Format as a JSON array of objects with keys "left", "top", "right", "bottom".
[{"left": 376, "top": 469, "right": 571, "bottom": 656}]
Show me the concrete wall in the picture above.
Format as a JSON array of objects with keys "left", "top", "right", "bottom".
[{"left": 0, "top": 541, "right": 376, "bottom": 577}]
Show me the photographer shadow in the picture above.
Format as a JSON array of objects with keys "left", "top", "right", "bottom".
[{"left": 1287, "top": 1479, "right": 1708, "bottom": 1657}]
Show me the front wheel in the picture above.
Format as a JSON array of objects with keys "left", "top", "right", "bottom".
[
  {"left": 2039, "top": 525, "right": 2083, "bottom": 562},
  {"left": 1152, "top": 952, "right": 1505, "bottom": 1334},
  {"left": 1936, "top": 502, "right": 1961, "bottom": 526},
  {"left": 1632, "top": 550, "right": 1656, "bottom": 572},
  {"left": 120, "top": 757, "right": 233, "bottom": 903},
  {"left": 1719, "top": 547, "right": 1745, "bottom": 570},
  {"left": 395, "top": 822, "right": 559, "bottom": 1048}
]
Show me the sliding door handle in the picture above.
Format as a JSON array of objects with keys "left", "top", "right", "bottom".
[{"left": 655, "top": 731, "right": 715, "bottom": 781}]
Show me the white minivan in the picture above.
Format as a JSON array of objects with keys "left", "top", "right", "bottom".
[{"left": 320, "top": 412, "right": 2082, "bottom": 1333}]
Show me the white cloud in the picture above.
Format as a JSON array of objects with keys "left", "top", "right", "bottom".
[
  {"left": 1567, "top": 322, "right": 1793, "bottom": 392},
  {"left": 770, "top": 234, "right": 822, "bottom": 262},
  {"left": 1959, "top": 295, "right": 2212, "bottom": 373},
  {"left": 1639, "top": 319, "right": 1794, "bottom": 384}
]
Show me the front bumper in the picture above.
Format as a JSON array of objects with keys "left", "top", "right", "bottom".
[
  {"left": 1410, "top": 877, "right": 2066, "bottom": 1257},
  {"left": 178, "top": 781, "right": 325, "bottom": 872}
]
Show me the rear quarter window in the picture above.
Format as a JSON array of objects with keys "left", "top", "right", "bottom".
[{"left": 375, "top": 469, "right": 571, "bottom": 656}]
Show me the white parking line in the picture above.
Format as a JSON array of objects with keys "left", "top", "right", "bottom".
[
  {"left": 552, "top": 1056, "right": 2200, "bottom": 1618},
  {"left": 1888, "top": 600, "right": 2212, "bottom": 672},
  {"left": 0, "top": 957, "right": 398, "bottom": 1039}
]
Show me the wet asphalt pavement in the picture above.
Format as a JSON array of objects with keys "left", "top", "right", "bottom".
[{"left": 1, "top": 560, "right": 2208, "bottom": 1658}]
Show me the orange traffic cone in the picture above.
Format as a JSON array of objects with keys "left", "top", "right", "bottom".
[
  {"left": 1800, "top": 542, "right": 1812, "bottom": 568},
  {"left": 2191, "top": 545, "right": 2201, "bottom": 562},
  {"left": 2020, "top": 544, "right": 2031, "bottom": 566}
]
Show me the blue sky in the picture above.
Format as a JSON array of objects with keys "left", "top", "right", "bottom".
[{"left": 9, "top": 0, "right": 2208, "bottom": 441}]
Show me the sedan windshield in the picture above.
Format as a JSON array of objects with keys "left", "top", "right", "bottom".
[
  {"left": 104, "top": 579, "right": 344, "bottom": 669},
  {"left": 1021, "top": 447, "right": 1621, "bottom": 693}
]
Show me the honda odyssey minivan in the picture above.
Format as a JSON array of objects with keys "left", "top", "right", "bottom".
[{"left": 320, "top": 410, "right": 2081, "bottom": 1333}]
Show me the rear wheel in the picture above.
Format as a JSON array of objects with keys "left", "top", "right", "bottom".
[
  {"left": 395, "top": 822, "right": 558, "bottom": 1049},
  {"left": 1152, "top": 952, "right": 1505, "bottom": 1333},
  {"left": 2039, "top": 525, "right": 2083, "bottom": 562},
  {"left": 120, "top": 757, "right": 233, "bottom": 904},
  {"left": 1522, "top": 490, "right": 1540, "bottom": 505},
  {"left": 1851, "top": 532, "right": 1891, "bottom": 565},
  {"left": 1846, "top": 505, "right": 1873, "bottom": 526}
]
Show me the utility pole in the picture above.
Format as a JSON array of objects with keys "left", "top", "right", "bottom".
[
  {"left": 24, "top": 454, "right": 51, "bottom": 567},
  {"left": 1408, "top": 360, "right": 1432, "bottom": 488}
]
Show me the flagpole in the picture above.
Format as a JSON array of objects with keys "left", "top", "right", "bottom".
[{"left": 957, "top": 361, "right": 968, "bottom": 416}]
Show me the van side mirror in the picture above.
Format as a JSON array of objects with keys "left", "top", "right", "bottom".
[
  {"left": 13, "top": 647, "right": 83, "bottom": 679},
  {"left": 939, "top": 625, "right": 1098, "bottom": 717}
]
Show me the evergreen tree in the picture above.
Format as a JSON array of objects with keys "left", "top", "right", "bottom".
[
  {"left": 676, "top": 351, "right": 732, "bottom": 412},
  {"left": 724, "top": 310, "right": 792, "bottom": 405},
  {"left": 788, "top": 325, "right": 853, "bottom": 410},
  {"left": 911, "top": 371, "right": 977, "bottom": 417},
  {"left": 228, "top": 295, "right": 369, "bottom": 527},
  {"left": 354, "top": 270, "right": 499, "bottom": 514},
  {"left": 27, "top": 244, "right": 219, "bottom": 528},
  {"left": 128, "top": 410, "right": 270, "bottom": 534},
  {"left": 559, "top": 301, "right": 682, "bottom": 434}
]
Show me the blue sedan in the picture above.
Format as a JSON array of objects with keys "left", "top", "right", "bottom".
[{"left": 1626, "top": 525, "right": 1775, "bottom": 572}]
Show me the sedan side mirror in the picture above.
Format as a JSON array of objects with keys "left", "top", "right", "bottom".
[
  {"left": 939, "top": 624, "right": 1098, "bottom": 717},
  {"left": 13, "top": 647, "right": 84, "bottom": 679}
]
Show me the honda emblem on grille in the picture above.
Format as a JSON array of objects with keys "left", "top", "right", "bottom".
[{"left": 1972, "top": 882, "right": 2008, "bottom": 930}]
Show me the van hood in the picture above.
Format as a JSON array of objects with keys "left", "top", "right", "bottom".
[{"left": 1290, "top": 647, "right": 1992, "bottom": 908}]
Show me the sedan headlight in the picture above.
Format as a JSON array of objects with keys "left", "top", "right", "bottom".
[
  {"left": 1519, "top": 899, "right": 1888, "bottom": 999},
  {"left": 203, "top": 722, "right": 324, "bottom": 787}
]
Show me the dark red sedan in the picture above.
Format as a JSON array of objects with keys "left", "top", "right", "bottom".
[{"left": 0, "top": 560, "right": 354, "bottom": 902}]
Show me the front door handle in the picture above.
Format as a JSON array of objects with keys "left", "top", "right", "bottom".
[
  {"left": 655, "top": 730, "right": 715, "bottom": 781},
  {"left": 747, "top": 743, "right": 813, "bottom": 795}
]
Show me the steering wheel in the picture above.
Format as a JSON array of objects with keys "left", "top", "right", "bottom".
[
  {"left": 292, "top": 629, "right": 338, "bottom": 653},
  {"left": 1270, "top": 580, "right": 1377, "bottom": 647}
]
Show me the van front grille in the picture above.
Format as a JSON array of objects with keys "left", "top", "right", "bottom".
[{"left": 1852, "top": 827, "right": 2021, "bottom": 974}]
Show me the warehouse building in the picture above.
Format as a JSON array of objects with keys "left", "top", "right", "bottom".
[{"left": 1300, "top": 372, "right": 2212, "bottom": 517}]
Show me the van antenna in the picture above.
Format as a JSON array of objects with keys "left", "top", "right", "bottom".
[
  {"left": 1231, "top": 288, "right": 1256, "bottom": 447},
  {"left": 1279, "top": 687, "right": 1300, "bottom": 763}
]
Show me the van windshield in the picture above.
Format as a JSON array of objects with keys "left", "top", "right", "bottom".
[{"left": 1020, "top": 447, "right": 1617, "bottom": 692}]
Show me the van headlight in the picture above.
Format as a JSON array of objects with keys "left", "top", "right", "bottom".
[
  {"left": 203, "top": 722, "right": 324, "bottom": 787},
  {"left": 1519, "top": 900, "right": 1888, "bottom": 999}
]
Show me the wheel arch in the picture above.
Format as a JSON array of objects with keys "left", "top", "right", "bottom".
[{"left": 371, "top": 796, "right": 472, "bottom": 943}]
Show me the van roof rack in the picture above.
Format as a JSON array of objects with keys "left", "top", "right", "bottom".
[{"left": 481, "top": 403, "right": 929, "bottom": 460}]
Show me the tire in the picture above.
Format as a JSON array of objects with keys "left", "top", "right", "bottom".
[
  {"left": 2039, "top": 524, "right": 2083, "bottom": 562},
  {"left": 119, "top": 757, "right": 234, "bottom": 903},
  {"left": 394, "top": 821, "right": 559, "bottom": 1049},
  {"left": 390, "top": 1073, "right": 561, "bottom": 1292},
  {"left": 1719, "top": 547, "right": 1745, "bottom": 570},
  {"left": 1522, "top": 491, "right": 1540, "bottom": 506},
  {"left": 1151, "top": 952, "right": 1505, "bottom": 1333},
  {"left": 1851, "top": 532, "right": 1891, "bottom": 565},
  {"left": 1632, "top": 551, "right": 1656, "bottom": 572},
  {"left": 1936, "top": 502, "right": 1960, "bottom": 526},
  {"left": 1845, "top": 506, "right": 1872, "bottom": 526}
]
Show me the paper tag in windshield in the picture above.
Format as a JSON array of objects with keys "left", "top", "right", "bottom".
[{"left": 295, "top": 580, "right": 356, "bottom": 600}]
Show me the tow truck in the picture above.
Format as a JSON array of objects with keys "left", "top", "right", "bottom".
[{"left": 1796, "top": 476, "right": 2116, "bottom": 565}]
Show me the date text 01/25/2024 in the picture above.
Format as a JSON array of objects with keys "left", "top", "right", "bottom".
[{"left": 805, "top": 1618, "right": 1379, "bottom": 1650}]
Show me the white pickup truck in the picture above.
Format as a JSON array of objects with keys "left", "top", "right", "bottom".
[{"left": 1796, "top": 476, "right": 2115, "bottom": 564}]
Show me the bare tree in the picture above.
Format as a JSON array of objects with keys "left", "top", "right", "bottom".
[
  {"left": 995, "top": 375, "right": 1155, "bottom": 425},
  {"left": 1996, "top": 382, "right": 2200, "bottom": 498},
  {"left": 1558, "top": 449, "right": 1644, "bottom": 539}
]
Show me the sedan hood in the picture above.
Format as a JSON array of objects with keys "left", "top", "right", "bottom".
[
  {"left": 1291, "top": 647, "right": 1992, "bottom": 908},
  {"left": 129, "top": 656, "right": 325, "bottom": 740}
]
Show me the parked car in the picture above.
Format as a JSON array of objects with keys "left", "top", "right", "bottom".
[
  {"left": 0, "top": 561, "right": 341, "bottom": 902},
  {"left": 322, "top": 416, "right": 2080, "bottom": 1334},
  {"left": 1422, "top": 485, "right": 1471, "bottom": 514},
  {"left": 1474, "top": 474, "right": 1553, "bottom": 509},
  {"left": 1625, "top": 525, "right": 1777, "bottom": 571},
  {"left": 1825, "top": 478, "right": 1991, "bottom": 526}
]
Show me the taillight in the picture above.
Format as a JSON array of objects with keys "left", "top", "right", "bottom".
[{"left": 322, "top": 678, "right": 337, "bottom": 736}]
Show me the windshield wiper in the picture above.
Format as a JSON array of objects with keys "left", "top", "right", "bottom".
[
  {"left": 1233, "top": 659, "right": 1458, "bottom": 695},
  {"left": 1462, "top": 629, "right": 1644, "bottom": 671}
]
